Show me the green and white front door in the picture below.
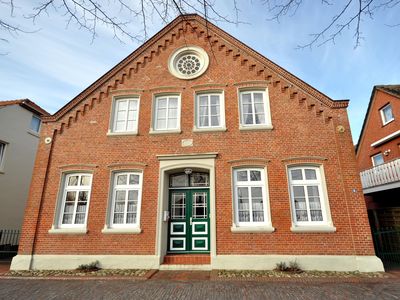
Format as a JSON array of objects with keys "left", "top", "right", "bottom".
[{"left": 168, "top": 189, "right": 210, "bottom": 253}]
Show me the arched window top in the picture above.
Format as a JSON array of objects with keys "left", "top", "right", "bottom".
[{"left": 169, "top": 172, "right": 209, "bottom": 188}]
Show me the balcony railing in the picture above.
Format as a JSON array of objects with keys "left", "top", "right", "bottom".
[{"left": 360, "top": 158, "right": 400, "bottom": 190}]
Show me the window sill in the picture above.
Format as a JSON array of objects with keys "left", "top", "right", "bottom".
[
  {"left": 101, "top": 227, "right": 142, "bottom": 234},
  {"left": 290, "top": 225, "right": 336, "bottom": 233},
  {"left": 231, "top": 225, "right": 275, "bottom": 233},
  {"left": 239, "top": 124, "right": 273, "bottom": 131},
  {"left": 382, "top": 118, "right": 394, "bottom": 127},
  {"left": 149, "top": 129, "right": 182, "bottom": 135},
  {"left": 48, "top": 227, "right": 88, "bottom": 235},
  {"left": 107, "top": 131, "right": 138, "bottom": 137},
  {"left": 27, "top": 130, "right": 40, "bottom": 138},
  {"left": 193, "top": 127, "right": 227, "bottom": 133}
]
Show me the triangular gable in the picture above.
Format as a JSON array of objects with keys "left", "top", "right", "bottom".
[
  {"left": 44, "top": 14, "right": 348, "bottom": 123},
  {"left": 355, "top": 85, "right": 400, "bottom": 154}
]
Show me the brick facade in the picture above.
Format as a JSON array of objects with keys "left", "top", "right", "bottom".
[{"left": 15, "top": 15, "right": 378, "bottom": 270}]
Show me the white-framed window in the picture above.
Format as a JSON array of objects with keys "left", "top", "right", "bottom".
[
  {"left": 30, "top": 115, "right": 41, "bottom": 133},
  {"left": 195, "top": 92, "right": 225, "bottom": 130},
  {"left": 153, "top": 95, "right": 181, "bottom": 132},
  {"left": 239, "top": 89, "right": 272, "bottom": 128},
  {"left": 371, "top": 153, "right": 384, "bottom": 166},
  {"left": 0, "top": 141, "right": 6, "bottom": 172},
  {"left": 111, "top": 97, "right": 140, "bottom": 133},
  {"left": 380, "top": 103, "right": 394, "bottom": 125},
  {"left": 110, "top": 172, "right": 142, "bottom": 228},
  {"left": 233, "top": 168, "right": 269, "bottom": 226},
  {"left": 288, "top": 166, "right": 330, "bottom": 226},
  {"left": 59, "top": 173, "right": 92, "bottom": 228}
]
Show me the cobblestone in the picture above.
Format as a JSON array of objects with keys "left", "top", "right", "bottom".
[{"left": 0, "top": 278, "right": 400, "bottom": 299}]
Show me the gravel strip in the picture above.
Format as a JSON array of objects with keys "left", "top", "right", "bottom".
[{"left": 4, "top": 269, "right": 148, "bottom": 278}]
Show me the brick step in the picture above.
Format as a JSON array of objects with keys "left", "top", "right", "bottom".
[{"left": 163, "top": 254, "right": 210, "bottom": 265}]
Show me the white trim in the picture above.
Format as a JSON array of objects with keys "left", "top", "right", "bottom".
[
  {"left": 170, "top": 222, "right": 186, "bottom": 235},
  {"left": 0, "top": 140, "right": 7, "bottom": 173},
  {"left": 232, "top": 167, "right": 273, "bottom": 228},
  {"left": 230, "top": 225, "right": 275, "bottom": 233},
  {"left": 109, "top": 96, "right": 140, "bottom": 134},
  {"left": 380, "top": 103, "right": 395, "bottom": 126},
  {"left": 168, "top": 46, "right": 209, "bottom": 80},
  {"left": 157, "top": 152, "right": 218, "bottom": 161},
  {"left": 371, "top": 129, "right": 400, "bottom": 147},
  {"left": 101, "top": 227, "right": 142, "bottom": 234},
  {"left": 10, "top": 255, "right": 159, "bottom": 270},
  {"left": 237, "top": 88, "right": 273, "bottom": 129},
  {"left": 211, "top": 255, "right": 384, "bottom": 272},
  {"left": 108, "top": 171, "right": 143, "bottom": 229},
  {"left": 192, "top": 237, "right": 208, "bottom": 250},
  {"left": 192, "top": 222, "right": 208, "bottom": 234},
  {"left": 287, "top": 165, "right": 334, "bottom": 228},
  {"left": 57, "top": 173, "right": 93, "bottom": 229},
  {"left": 194, "top": 91, "right": 226, "bottom": 131},
  {"left": 48, "top": 227, "right": 87, "bottom": 234},
  {"left": 151, "top": 94, "right": 181, "bottom": 133},
  {"left": 170, "top": 238, "right": 186, "bottom": 250}
]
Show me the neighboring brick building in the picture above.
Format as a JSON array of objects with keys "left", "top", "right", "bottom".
[
  {"left": 11, "top": 14, "right": 383, "bottom": 272},
  {"left": 356, "top": 86, "right": 400, "bottom": 230}
]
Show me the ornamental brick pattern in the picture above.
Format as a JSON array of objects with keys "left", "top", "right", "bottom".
[{"left": 18, "top": 14, "right": 374, "bottom": 260}]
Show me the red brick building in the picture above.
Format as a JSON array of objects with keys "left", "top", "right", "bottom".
[
  {"left": 356, "top": 86, "right": 400, "bottom": 231},
  {"left": 11, "top": 15, "right": 383, "bottom": 272}
]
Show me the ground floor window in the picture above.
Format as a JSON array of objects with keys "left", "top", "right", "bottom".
[{"left": 233, "top": 168, "right": 269, "bottom": 226}]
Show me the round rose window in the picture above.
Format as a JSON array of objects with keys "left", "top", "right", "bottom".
[{"left": 168, "top": 46, "right": 209, "bottom": 79}]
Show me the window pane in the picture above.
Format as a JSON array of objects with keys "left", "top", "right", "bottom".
[
  {"left": 253, "top": 93, "right": 264, "bottom": 103},
  {"left": 117, "top": 175, "right": 127, "bottom": 185},
  {"left": 127, "top": 121, "right": 135, "bottom": 131},
  {"left": 252, "top": 199, "right": 264, "bottom": 222},
  {"left": 157, "top": 98, "right": 167, "bottom": 108},
  {"left": 30, "top": 116, "right": 41, "bottom": 132},
  {"left": 293, "top": 186, "right": 305, "bottom": 197},
  {"left": 68, "top": 176, "right": 79, "bottom": 186},
  {"left": 127, "top": 109, "right": 136, "bottom": 121},
  {"left": 237, "top": 170, "right": 248, "bottom": 181},
  {"left": 210, "top": 95, "right": 219, "bottom": 106},
  {"left": 156, "top": 119, "right": 167, "bottom": 129},
  {"left": 167, "top": 118, "right": 177, "bottom": 129},
  {"left": 116, "top": 110, "right": 126, "bottom": 122},
  {"left": 78, "top": 191, "right": 88, "bottom": 202},
  {"left": 210, "top": 104, "right": 219, "bottom": 115},
  {"left": 211, "top": 115, "right": 220, "bottom": 126},
  {"left": 113, "top": 213, "right": 124, "bottom": 224},
  {"left": 382, "top": 105, "right": 394, "bottom": 122},
  {"left": 129, "top": 174, "right": 140, "bottom": 185},
  {"left": 310, "top": 210, "right": 323, "bottom": 221},
  {"left": 290, "top": 169, "right": 303, "bottom": 180},
  {"left": 193, "top": 193, "right": 207, "bottom": 218},
  {"left": 128, "top": 190, "right": 138, "bottom": 201},
  {"left": 250, "top": 170, "right": 261, "bottom": 181},
  {"left": 238, "top": 187, "right": 250, "bottom": 222},
  {"left": 190, "top": 173, "right": 209, "bottom": 187},
  {"left": 254, "top": 103, "right": 264, "bottom": 113},
  {"left": 115, "top": 121, "right": 125, "bottom": 131},
  {"left": 307, "top": 186, "right": 319, "bottom": 197},
  {"left": 126, "top": 213, "right": 136, "bottom": 224},
  {"left": 296, "top": 210, "right": 308, "bottom": 222},
  {"left": 127, "top": 201, "right": 136, "bottom": 213},
  {"left": 114, "top": 201, "right": 125, "bottom": 213},
  {"left": 62, "top": 214, "right": 73, "bottom": 224},
  {"left": 199, "top": 116, "right": 209, "bottom": 127},
  {"left": 168, "top": 108, "right": 178, "bottom": 119},
  {"left": 199, "top": 106, "right": 209, "bottom": 117},
  {"left": 255, "top": 113, "right": 265, "bottom": 124},
  {"left": 118, "top": 100, "right": 127, "bottom": 110},
  {"left": 199, "top": 95, "right": 208, "bottom": 106},
  {"left": 76, "top": 202, "right": 87, "bottom": 213},
  {"left": 157, "top": 108, "right": 167, "bottom": 119},
  {"left": 66, "top": 191, "right": 76, "bottom": 202},
  {"left": 80, "top": 175, "right": 91, "bottom": 186},
  {"left": 372, "top": 154, "right": 384, "bottom": 166},
  {"left": 242, "top": 93, "right": 252, "bottom": 105},
  {"left": 305, "top": 169, "right": 317, "bottom": 180},
  {"left": 170, "top": 174, "right": 188, "bottom": 187},
  {"left": 169, "top": 98, "right": 178, "bottom": 108},
  {"left": 128, "top": 99, "right": 138, "bottom": 110},
  {"left": 64, "top": 202, "right": 74, "bottom": 213},
  {"left": 244, "top": 113, "right": 253, "bottom": 124},
  {"left": 251, "top": 187, "right": 263, "bottom": 198},
  {"left": 171, "top": 193, "right": 186, "bottom": 219},
  {"left": 116, "top": 190, "right": 126, "bottom": 201},
  {"left": 74, "top": 213, "right": 85, "bottom": 224}
]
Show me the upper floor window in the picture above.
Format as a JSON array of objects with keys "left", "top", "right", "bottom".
[
  {"left": 110, "top": 172, "right": 143, "bottom": 227},
  {"left": 59, "top": 173, "right": 92, "bottom": 228},
  {"left": 30, "top": 115, "right": 41, "bottom": 133},
  {"left": 0, "top": 142, "right": 6, "bottom": 172},
  {"left": 111, "top": 97, "right": 139, "bottom": 133},
  {"left": 195, "top": 92, "right": 225, "bottom": 130},
  {"left": 288, "top": 166, "right": 329, "bottom": 226},
  {"left": 233, "top": 168, "right": 269, "bottom": 226},
  {"left": 239, "top": 89, "right": 272, "bottom": 129},
  {"left": 371, "top": 153, "right": 384, "bottom": 166},
  {"left": 153, "top": 95, "right": 180, "bottom": 132},
  {"left": 380, "top": 103, "right": 394, "bottom": 125}
]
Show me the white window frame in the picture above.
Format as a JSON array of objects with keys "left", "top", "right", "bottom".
[
  {"left": 371, "top": 153, "right": 384, "bottom": 166},
  {"left": 194, "top": 91, "right": 226, "bottom": 132},
  {"left": 232, "top": 168, "right": 272, "bottom": 229},
  {"left": 287, "top": 165, "right": 335, "bottom": 232},
  {"left": 380, "top": 103, "right": 394, "bottom": 126},
  {"left": 109, "top": 96, "right": 140, "bottom": 135},
  {"left": 58, "top": 173, "right": 93, "bottom": 229},
  {"left": 238, "top": 88, "right": 273, "bottom": 130},
  {"left": 29, "top": 115, "right": 41, "bottom": 133},
  {"left": 150, "top": 94, "right": 181, "bottom": 134},
  {"left": 0, "top": 141, "right": 7, "bottom": 173},
  {"left": 109, "top": 171, "right": 143, "bottom": 229}
]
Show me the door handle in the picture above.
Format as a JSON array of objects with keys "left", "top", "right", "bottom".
[{"left": 190, "top": 217, "right": 193, "bottom": 225}]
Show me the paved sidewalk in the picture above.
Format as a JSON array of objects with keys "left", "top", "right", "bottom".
[{"left": 0, "top": 278, "right": 400, "bottom": 299}]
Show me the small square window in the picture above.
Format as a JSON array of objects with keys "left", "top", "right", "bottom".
[
  {"left": 380, "top": 104, "right": 394, "bottom": 125},
  {"left": 0, "top": 142, "right": 6, "bottom": 171},
  {"left": 30, "top": 115, "right": 41, "bottom": 133},
  {"left": 371, "top": 153, "right": 384, "bottom": 166}
]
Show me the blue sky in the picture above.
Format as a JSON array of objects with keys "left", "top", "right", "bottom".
[{"left": 1, "top": 1, "right": 399, "bottom": 143}]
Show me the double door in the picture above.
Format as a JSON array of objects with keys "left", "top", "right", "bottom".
[{"left": 168, "top": 189, "right": 210, "bottom": 253}]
